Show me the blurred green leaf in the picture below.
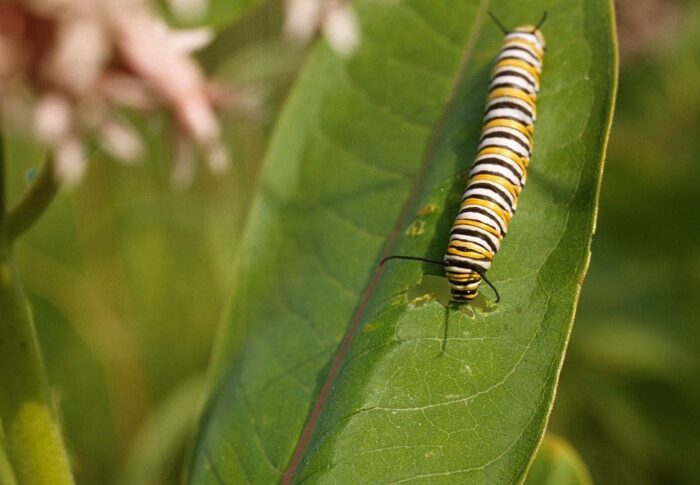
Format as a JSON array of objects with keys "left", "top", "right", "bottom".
[
  {"left": 0, "top": 434, "right": 18, "bottom": 485},
  {"left": 189, "top": 0, "right": 617, "bottom": 483},
  {"left": 214, "top": 39, "right": 306, "bottom": 90},
  {"left": 205, "top": 0, "right": 263, "bottom": 29},
  {"left": 524, "top": 435, "right": 592, "bottom": 485},
  {"left": 120, "top": 375, "right": 205, "bottom": 485},
  {"left": 207, "top": 0, "right": 262, "bottom": 28},
  {"left": 546, "top": 5, "right": 700, "bottom": 481},
  {"left": 163, "top": 0, "right": 265, "bottom": 30},
  {"left": 576, "top": 319, "right": 696, "bottom": 382}
]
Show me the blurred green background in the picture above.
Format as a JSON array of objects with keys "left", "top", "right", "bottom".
[
  {"left": 549, "top": 1, "right": 700, "bottom": 483},
  {"left": 1, "top": 0, "right": 699, "bottom": 483}
]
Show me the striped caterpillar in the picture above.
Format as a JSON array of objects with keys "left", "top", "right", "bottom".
[{"left": 382, "top": 13, "right": 547, "bottom": 303}]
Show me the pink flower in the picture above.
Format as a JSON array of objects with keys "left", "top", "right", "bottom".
[
  {"left": 283, "top": 0, "right": 360, "bottom": 57},
  {"left": 0, "top": 0, "right": 256, "bottom": 186}
]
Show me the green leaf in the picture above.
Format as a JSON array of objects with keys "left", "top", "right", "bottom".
[
  {"left": 200, "top": 0, "right": 264, "bottom": 30},
  {"left": 189, "top": 0, "right": 618, "bottom": 483},
  {"left": 0, "top": 435, "right": 18, "bottom": 485},
  {"left": 162, "top": 0, "right": 264, "bottom": 30},
  {"left": 524, "top": 435, "right": 592, "bottom": 485},
  {"left": 120, "top": 375, "right": 206, "bottom": 485}
]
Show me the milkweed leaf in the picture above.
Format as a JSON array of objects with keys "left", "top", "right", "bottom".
[{"left": 188, "top": 0, "right": 618, "bottom": 482}]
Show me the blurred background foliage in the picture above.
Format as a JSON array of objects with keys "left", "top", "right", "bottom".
[
  {"left": 549, "top": 0, "right": 700, "bottom": 484},
  {"left": 1, "top": 0, "right": 699, "bottom": 483}
]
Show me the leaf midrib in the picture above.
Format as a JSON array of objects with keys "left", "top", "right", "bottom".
[{"left": 280, "top": 1, "right": 492, "bottom": 481}]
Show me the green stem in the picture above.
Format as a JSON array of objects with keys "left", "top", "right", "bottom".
[
  {"left": 0, "top": 137, "right": 74, "bottom": 483},
  {"left": 6, "top": 161, "right": 59, "bottom": 242},
  {"left": 0, "top": 132, "right": 5, "bottom": 231},
  {"left": 0, "top": 261, "right": 74, "bottom": 485}
]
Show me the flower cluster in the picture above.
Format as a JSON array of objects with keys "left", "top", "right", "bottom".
[
  {"left": 0, "top": 0, "right": 360, "bottom": 186},
  {"left": 0, "top": 0, "right": 255, "bottom": 186}
]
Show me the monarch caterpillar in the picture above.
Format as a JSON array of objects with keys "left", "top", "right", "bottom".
[{"left": 381, "top": 13, "right": 547, "bottom": 303}]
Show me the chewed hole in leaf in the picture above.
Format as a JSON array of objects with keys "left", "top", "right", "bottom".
[
  {"left": 409, "top": 293, "right": 437, "bottom": 306},
  {"left": 407, "top": 274, "right": 451, "bottom": 305},
  {"left": 417, "top": 202, "right": 439, "bottom": 216},
  {"left": 455, "top": 292, "right": 500, "bottom": 315},
  {"left": 405, "top": 219, "right": 426, "bottom": 236},
  {"left": 362, "top": 321, "right": 381, "bottom": 333},
  {"left": 407, "top": 273, "right": 500, "bottom": 315}
]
